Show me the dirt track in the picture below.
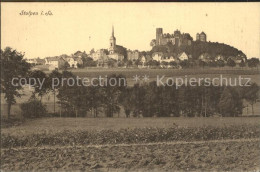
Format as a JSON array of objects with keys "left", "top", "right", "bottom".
[{"left": 1, "top": 139, "right": 260, "bottom": 171}]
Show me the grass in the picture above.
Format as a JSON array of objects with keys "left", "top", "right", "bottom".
[
  {"left": 2, "top": 117, "right": 260, "bottom": 136},
  {"left": 69, "top": 67, "right": 260, "bottom": 78}
]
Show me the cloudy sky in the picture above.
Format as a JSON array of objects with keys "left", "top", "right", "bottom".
[{"left": 1, "top": 2, "right": 260, "bottom": 59}]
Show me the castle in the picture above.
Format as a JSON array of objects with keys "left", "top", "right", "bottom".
[{"left": 155, "top": 28, "right": 207, "bottom": 46}]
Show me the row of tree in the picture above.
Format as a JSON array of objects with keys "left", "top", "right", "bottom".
[{"left": 27, "top": 70, "right": 259, "bottom": 118}]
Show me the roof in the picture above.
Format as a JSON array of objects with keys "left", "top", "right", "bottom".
[
  {"left": 45, "top": 57, "right": 65, "bottom": 62},
  {"left": 35, "top": 58, "right": 45, "bottom": 63}
]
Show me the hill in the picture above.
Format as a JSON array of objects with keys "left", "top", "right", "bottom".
[{"left": 151, "top": 41, "right": 247, "bottom": 60}]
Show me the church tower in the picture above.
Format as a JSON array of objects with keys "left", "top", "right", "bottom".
[{"left": 109, "top": 26, "right": 116, "bottom": 54}]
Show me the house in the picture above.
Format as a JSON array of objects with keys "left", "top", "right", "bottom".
[
  {"left": 108, "top": 53, "right": 124, "bottom": 61},
  {"left": 26, "top": 58, "right": 37, "bottom": 65},
  {"left": 45, "top": 57, "right": 66, "bottom": 70},
  {"left": 216, "top": 54, "right": 225, "bottom": 61},
  {"left": 145, "top": 55, "right": 152, "bottom": 62},
  {"left": 152, "top": 52, "right": 164, "bottom": 62},
  {"left": 161, "top": 55, "right": 177, "bottom": 63},
  {"left": 97, "top": 54, "right": 109, "bottom": 67},
  {"left": 127, "top": 50, "right": 139, "bottom": 61},
  {"left": 199, "top": 53, "right": 212, "bottom": 62},
  {"left": 66, "top": 57, "right": 78, "bottom": 68},
  {"left": 35, "top": 58, "right": 45, "bottom": 65},
  {"left": 91, "top": 49, "right": 108, "bottom": 61},
  {"left": 178, "top": 52, "right": 189, "bottom": 61},
  {"left": 228, "top": 56, "right": 244, "bottom": 65},
  {"left": 140, "top": 56, "right": 146, "bottom": 67}
]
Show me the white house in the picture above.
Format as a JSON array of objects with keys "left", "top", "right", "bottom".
[
  {"left": 45, "top": 57, "right": 66, "bottom": 70},
  {"left": 161, "top": 56, "right": 177, "bottom": 63},
  {"left": 199, "top": 53, "right": 212, "bottom": 62},
  {"left": 152, "top": 52, "right": 164, "bottom": 62},
  {"left": 177, "top": 52, "right": 189, "bottom": 61}
]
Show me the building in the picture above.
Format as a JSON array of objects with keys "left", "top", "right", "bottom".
[
  {"left": 108, "top": 53, "right": 124, "bottom": 61},
  {"left": 107, "top": 26, "right": 126, "bottom": 61},
  {"left": 196, "top": 32, "right": 207, "bottom": 42},
  {"left": 199, "top": 53, "right": 212, "bottom": 62},
  {"left": 127, "top": 50, "right": 139, "bottom": 61},
  {"left": 177, "top": 52, "right": 189, "bottom": 61},
  {"left": 155, "top": 28, "right": 193, "bottom": 46},
  {"left": 91, "top": 49, "right": 108, "bottom": 61},
  {"left": 45, "top": 57, "right": 66, "bottom": 70},
  {"left": 152, "top": 52, "right": 164, "bottom": 61},
  {"left": 65, "top": 57, "right": 83, "bottom": 68},
  {"left": 109, "top": 26, "right": 116, "bottom": 54}
]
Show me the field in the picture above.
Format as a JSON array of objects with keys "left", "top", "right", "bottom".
[{"left": 1, "top": 117, "right": 260, "bottom": 171}]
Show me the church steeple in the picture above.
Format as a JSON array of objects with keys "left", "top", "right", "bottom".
[
  {"left": 112, "top": 25, "right": 114, "bottom": 37},
  {"left": 109, "top": 25, "right": 116, "bottom": 54}
]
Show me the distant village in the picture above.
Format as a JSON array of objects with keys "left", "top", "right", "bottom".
[{"left": 26, "top": 26, "right": 258, "bottom": 71}]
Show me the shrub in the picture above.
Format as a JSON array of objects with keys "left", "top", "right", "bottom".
[{"left": 20, "top": 99, "right": 47, "bottom": 118}]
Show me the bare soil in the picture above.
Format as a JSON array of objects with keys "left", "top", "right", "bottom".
[{"left": 1, "top": 139, "right": 259, "bottom": 171}]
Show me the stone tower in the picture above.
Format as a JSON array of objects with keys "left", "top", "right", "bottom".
[
  {"left": 156, "top": 28, "right": 163, "bottom": 45},
  {"left": 109, "top": 25, "right": 116, "bottom": 54}
]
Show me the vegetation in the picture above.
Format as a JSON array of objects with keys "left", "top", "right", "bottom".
[
  {"left": 1, "top": 47, "right": 31, "bottom": 119},
  {"left": 20, "top": 99, "right": 47, "bottom": 118},
  {"left": 2, "top": 123, "right": 259, "bottom": 148},
  {"left": 29, "top": 70, "right": 259, "bottom": 118},
  {"left": 151, "top": 41, "right": 247, "bottom": 60}
]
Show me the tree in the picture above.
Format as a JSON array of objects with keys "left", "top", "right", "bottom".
[
  {"left": 107, "top": 58, "right": 117, "bottom": 68},
  {"left": 103, "top": 74, "right": 126, "bottom": 117},
  {"left": 179, "top": 60, "right": 189, "bottom": 69},
  {"left": 126, "top": 60, "right": 133, "bottom": 67},
  {"left": 243, "top": 83, "right": 259, "bottom": 115},
  {"left": 239, "top": 60, "right": 246, "bottom": 67},
  {"left": 216, "top": 59, "right": 225, "bottom": 67},
  {"left": 1, "top": 47, "right": 31, "bottom": 119},
  {"left": 161, "top": 61, "right": 169, "bottom": 68},
  {"left": 198, "top": 60, "right": 207, "bottom": 68},
  {"left": 227, "top": 58, "right": 236, "bottom": 67},
  {"left": 28, "top": 70, "right": 49, "bottom": 101},
  {"left": 150, "top": 39, "right": 156, "bottom": 47},
  {"left": 248, "top": 58, "right": 259, "bottom": 68},
  {"left": 48, "top": 70, "right": 62, "bottom": 114},
  {"left": 120, "top": 87, "right": 133, "bottom": 117},
  {"left": 218, "top": 86, "right": 243, "bottom": 117},
  {"left": 89, "top": 48, "right": 95, "bottom": 55},
  {"left": 20, "top": 98, "right": 47, "bottom": 118},
  {"left": 83, "top": 57, "right": 97, "bottom": 67},
  {"left": 169, "top": 61, "right": 177, "bottom": 68}
]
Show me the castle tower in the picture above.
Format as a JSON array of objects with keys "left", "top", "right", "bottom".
[
  {"left": 156, "top": 28, "right": 163, "bottom": 45},
  {"left": 196, "top": 33, "right": 200, "bottom": 41},
  {"left": 200, "top": 32, "right": 207, "bottom": 42},
  {"left": 109, "top": 25, "right": 116, "bottom": 54}
]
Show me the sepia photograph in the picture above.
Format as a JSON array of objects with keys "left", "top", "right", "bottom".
[{"left": 1, "top": 2, "right": 260, "bottom": 171}]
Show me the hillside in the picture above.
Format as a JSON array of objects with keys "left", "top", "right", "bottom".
[{"left": 151, "top": 41, "right": 247, "bottom": 60}]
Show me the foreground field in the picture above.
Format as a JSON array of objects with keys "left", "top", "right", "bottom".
[
  {"left": 1, "top": 117, "right": 260, "bottom": 171},
  {"left": 1, "top": 139, "right": 259, "bottom": 171}
]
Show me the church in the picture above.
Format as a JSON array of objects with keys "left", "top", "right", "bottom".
[{"left": 108, "top": 26, "right": 126, "bottom": 61}]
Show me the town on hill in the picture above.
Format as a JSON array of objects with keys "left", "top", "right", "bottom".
[{"left": 26, "top": 26, "right": 259, "bottom": 71}]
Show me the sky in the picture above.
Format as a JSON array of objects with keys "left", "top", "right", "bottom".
[{"left": 1, "top": 2, "right": 260, "bottom": 59}]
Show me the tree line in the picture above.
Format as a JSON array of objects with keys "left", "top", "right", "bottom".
[{"left": 27, "top": 70, "right": 259, "bottom": 118}]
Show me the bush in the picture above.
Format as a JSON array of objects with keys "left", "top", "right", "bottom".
[{"left": 20, "top": 99, "right": 47, "bottom": 118}]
